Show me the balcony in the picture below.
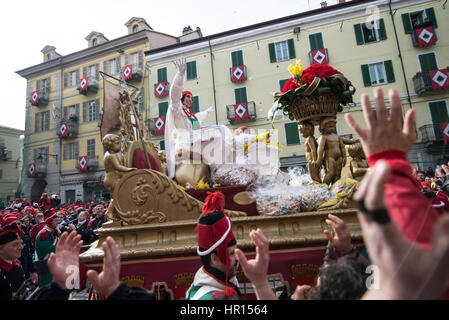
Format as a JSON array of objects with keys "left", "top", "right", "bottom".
[
  {"left": 230, "top": 65, "right": 247, "bottom": 83},
  {"left": 28, "top": 161, "right": 47, "bottom": 178},
  {"left": 411, "top": 26, "right": 437, "bottom": 48},
  {"left": 0, "top": 147, "right": 11, "bottom": 161},
  {"left": 124, "top": 64, "right": 143, "bottom": 82},
  {"left": 419, "top": 124, "right": 444, "bottom": 146},
  {"left": 75, "top": 155, "right": 99, "bottom": 171},
  {"left": 154, "top": 82, "right": 170, "bottom": 98},
  {"left": 77, "top": 78, "right": 99, "bottom": 95},
  {"left": 58, "top": 116, "right": 79, "bottom": 139},
  {"left": 147, "top": 117, "right": 165, "bottom": 136},
  {"left": 308, "top": 48, "right": 329, "bottom": 65},
  {"left": 30, "top": 89, "right": 50, "bottom": 107},
  {"left": 413, "top": 67, "right": 449, "bottom": 96},
  {"left": 226, "top": 101, "right": 256, "bottom": 124}
]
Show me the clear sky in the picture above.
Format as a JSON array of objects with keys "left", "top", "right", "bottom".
[{"left": 2, "top": 0, "right": 326, "bottom": 131}]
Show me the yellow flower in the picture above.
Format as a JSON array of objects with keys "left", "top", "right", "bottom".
[
  {"left": 288, "top": 60, "right": 303, "bottom": 78},
  {"left": 196, "top": 180, "right": 210, "bottom": 189}
]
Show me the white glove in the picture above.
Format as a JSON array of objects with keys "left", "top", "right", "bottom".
[
  {"left": 207, "top": 106, "right": 214, "bottom": 113},
  {"left": 175, "top": 57, "right": 186, "bottom": 74}
]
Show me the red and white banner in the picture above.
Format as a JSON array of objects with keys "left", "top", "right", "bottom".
[
  {"left": 154, "top": 116, "right": 165, "bottom": 134},
  {"left": 231, "top": 66, "right": 246, "bottom": 83},
  {"left": 415, "top": 27, "right": 436, "bottom": 47},
  {"left": 28, "top": 163, "right": 36, "bottom": 177},
  {"left": 123, "top": 65, "right": 133, "bottom": 80},
  {"left": 154, "top": 82, "right": 167, "bottom": 98},
  {"left": 234, "top": 103, "right": 248, "bottom": 121},
  {"left": 429, "top": 69, "right": 449, "bottom": 91},
  {"left": 440, "top": 123, "right": 449, "bottom": 144},
  {"left": 311, "top": 49, "right": 328, "bottom": 65},
  {"left": 79, "top": 77, "right": 88, "bottom": 92},
  {"left": 31, "top": 90, "right": 39, "bottom": 104},
  {"left": 59, "top": 122, "right": 68, "bottom": 137},
  {"left": 79, "top": 156, "right": 88, "bottom": 171}
]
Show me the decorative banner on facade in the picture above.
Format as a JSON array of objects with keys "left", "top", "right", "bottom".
[
  {"left": 59, "top": 121, "right": 68, "bottom": 137},
  {"left": 28, "top": 163, "right": 36, "bottom": 177},
  {"left": 440, "top": 123, "right": 449, "bottom": 144},
  {"left": 429, "top": 69, "right": 449, "bottom": 91},
  {"left": 155, "top": 82, "right": 167, "bottom": 98},
  {"left": 154, "top": 116, "right": 165, "bottom": 134},
  {"left": 123, "top": 65, "right": 133, "bottom": 80},
  {"left": 79, "top": 77, "right": 88, "bottom": 92},
  {"left": 79, "top": 156, "right": 88, "bottom": 171},
  {"left": 416, "top": 27, "right": 436, "bottom": 47},
  {"left": 234, "top": 103, "right": 248, "bottom": 121},
  {"left": 311, "top": 49, "right": 328, "bottom": 65},
  {"left": 31, "top": 90, "right": 39, "bottom": 105},
  {"left": 231, "top": 66, "right": 246, "bottom": 83}
]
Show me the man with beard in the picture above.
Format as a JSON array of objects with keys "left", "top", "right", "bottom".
[{"left": 185, "top": 192, "right": 241, "bottom": 300}]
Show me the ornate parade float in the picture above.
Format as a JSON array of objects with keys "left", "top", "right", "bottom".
[{"left": 80, "top": 61, "right": 365, "bottom": 300}]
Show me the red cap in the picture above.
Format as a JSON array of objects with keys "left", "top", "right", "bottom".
[
  {"left": 0, "top": 224, "right": 22, "bottom": 245},
  {"left": 421, "top": 182, "right": 431, "bottom": 188},
  {"left": 182, "top": 90, "right": 193, "bottom": 97},
  {"left": 235, "top": 126, "right": 249, "bottom": 135}
]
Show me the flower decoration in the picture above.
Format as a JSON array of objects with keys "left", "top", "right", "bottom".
[{"left": 269, "top": 63, "right": 356, "bottom": 122}]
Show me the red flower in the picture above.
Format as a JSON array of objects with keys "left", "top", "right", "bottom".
[
  {"left": 301, "top": 64, "right": 343, "bottom": 85},
  {"left": 281, "top": 78, "right": 301, "bottom": 93}
]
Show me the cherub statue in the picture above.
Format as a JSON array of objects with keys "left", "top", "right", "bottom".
[
  {"left": 299, "top": 121, "right": 321, "bottom": 183},
  {"left": 102, "top": 134, "right": 136, "bottom": 221},
  {"left": 316, "top": 117, "right": 346, "bottom": 185},
  {"left": 347, "top": 142, "right": 368, "bottom": 181}
]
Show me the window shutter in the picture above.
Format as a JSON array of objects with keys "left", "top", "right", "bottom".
[
  {"left": 401, "top": 13, "right": 412, "bottom": 34},
  {"left": 425, "top": 8, "right": 438, "bottom": 28},
  {"left": 361, "top": 64, "right": 372, "bottom": 87},
  {"left": 63, "top": 144, "right": 67, "bottom": 160},
  {"left": 75, "top": 104, "right": 80, "bottom": 119},
  {"left": 159, "top": 140, "right": 165, "bottom": 151},
  {"left": 378, "top": 19, "right": 387, "bottom": 40},
  {"left": 83, "top": 102, "right": 87, "bottom": 122},
  {"left": 419, "top": 53, "right": 438, "bottom": 72},
  {"left": 64, "top": 72, "right": 68, "bottom": 89},
  {"left": 83, "top": 66, "right": 87, "bottom": 78},
  {"left": 287, "top": 39, "right": 296, "bottom": 59},
  {"left": 187, "top": 61, "right": 197, "bottom": 80},
  {"left": 35, "top": 113, "right": 40, "bottom": 133},
  {"left": 231, "top": 51, "right": 243, "bottom": 67},
  {"left": 116, "top": 57, "right": 121, "bottom": 72},
  {"left": 103, "top": 61, "right": 108, "bottom": 73},
  {"left": 33, "top": 149, "right": 38, "bottom": 162},
  {"left": 279, "top": 79, "right": 289, "bottom": 91},
  {"left": 157, "top": 68, "right": 168, "bottom": 83},
  {"left": 46, "top": 77, "right": 51, "bottom": 93},
  {"left": 75, "top": 69, "right": 80, "bottom": 87},
  {"left": 285, "top": 122, "right": 300, "bottom": 145},
  {"left": 75, "top": 142, "right": 79, "bottom": 159},
  {"left": 96, "top": 99, "right": 100, "bottom": 120},
  {"left": 64, "top": 106, "right": 68, "bottom": 120},
  {"left": 234, "top": 88, "right": 247, "bottom": 104},
  {"left": 95, "top": 63, "right": 100, "bottom": 80},
  {"left": 45, "top": 111, "right": 50, "bottom": 131},
  {"left": 309, "top": 33, "right": 324, "bottom": 51},
  {"left": 384, "top": 60, "right": 395, "bottom": 83},
  {"left": 191, "top": 96, "right": 200, "bottom": 114},
  {"left": 138, "top": 50, "right": 143, "bottom": 69},
  {"left": 354, "top": 24, "right": 364, "bottom": 45},
  {"left": 125, "top": 54, "right": 129, "bottom": 65},
  {"left": 268, "top": 43, "right": 276, "bottom": 63},
  {"left": 158, "top": 102, "right": 169, "bottom": 117}
]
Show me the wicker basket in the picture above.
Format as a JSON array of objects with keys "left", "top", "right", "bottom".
[{"left": 290, "top": 94, "right": 340, "bottom": 124}]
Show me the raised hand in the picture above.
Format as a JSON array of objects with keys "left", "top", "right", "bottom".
[
  {"left": 175, "top": 57, "right": 187, "bottom": 74},
  {"left": 47, "top": 231, "right": 82, "bottom": 289},
  {"left": 323, "top": 214, "right": 352, "bottom": 254},
  {"left": 87, "top": 236, "right": 121, "bottom": 298},
  {"left": 345, "top": 88, "right": 416, "bottom": 157}
]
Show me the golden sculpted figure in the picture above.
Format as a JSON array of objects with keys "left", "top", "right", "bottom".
[
  {"left": 102, "top": 134, "right": 135, "bottom": 220},
  {"left": 316, "top": 117, "right": 347, "bottom": 185},
  {"left": 347, "top": 142, "right": 368, "bottom": 181},
  {"left": 299, "top": 121, "right": 321, "bottom": 183}
]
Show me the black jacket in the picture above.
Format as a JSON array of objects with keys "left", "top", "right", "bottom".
[{"left": 0, "top": 260, "right": 26, "bottom": 300}]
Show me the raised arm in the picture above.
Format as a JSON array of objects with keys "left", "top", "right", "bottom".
[{"left": 170, "top": 57, "right": 187, "bottom": 109}]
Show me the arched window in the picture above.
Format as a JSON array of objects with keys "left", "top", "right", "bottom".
[
  {"left": 132, "top": 25, "right": 139, "bottom": 33},
  {"left": 92, "top": 38, "right": 98, "bottom": 46}
]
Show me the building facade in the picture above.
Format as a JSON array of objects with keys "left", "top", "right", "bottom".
[
  {"left": 16, "top": 18, "right": 181, "bottom": 203},
  {"left": 0, "top": 126, "right": 24, "bottom": 201},
  {"left": 145, "top": 0, "right": 449, "bottom": 171}
]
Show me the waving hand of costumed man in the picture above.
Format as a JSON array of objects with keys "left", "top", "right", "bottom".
[{"left": 164, "top": 57, "right": 215, "bottom": 179}]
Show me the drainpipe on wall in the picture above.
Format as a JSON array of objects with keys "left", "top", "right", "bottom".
[
  {"left": 59, "top": 57, "right": 64, "bottom": 200},
  {"left": 389, "top": 0, "right": 413, "bottom": 109},
  {"left": 208, "top": 37, "right": 218, "bottom": 125}
]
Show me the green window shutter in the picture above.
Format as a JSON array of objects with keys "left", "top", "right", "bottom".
[
  {"left": 159, "top": 140, "right": 165, "bottom": 151},
  {"left": 361, "top": 64, "right": 372, "bottom": 87},
  {"left": 231, "top": 51, "right": 244, "bottom": 67},
  {"left": 354, "top": 24, "right": 364, "bottom": 45},
  {"left": 419, "top": 53, "right": 438, "bottom": 72},
  {"left": 83, "top": 102, "right": 87, "bottom": 122},
  {"left": 279, "top": 79, "right": 289, "bottom": 91},
  {"left": 401, "top": 13, "right": 412, "bottom": 34},
  {"left": 378, "top": 19, "right": 387, "bottom": 40},
  {"left": 309, "top": 33, "right": 324, "bottom": 51},
  {"left": 287, "top": 39, "right": 296, "bottom": 59},
  {"left": 191, "top": 96, "right": 200, "bottom": 114},
  {"left": 425, "top": 8, "right": 438, "bottom": 28},
  {"left": 285, "top": 122, "right": 300, "bottom": 145},
  {"left": 158, "top": 102, "right": 169, "bottom": 117},
  {"left": 186, "top": 61, "right": 197, "bottom": 80},
  {"left": 268, "top": 43, "right": 276, "bottom": 63},
  {"left": 429, "top": 101, "right": 449, "bottom": 124},
  {"left": 234, "top": 88, "right": 248, "bottom": 104},
  {"left": 384, "top": 60, "right": 395, "bottom": 83},
  {"left": 157, "top": 68, "right": 167, "bottom": 83}
]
